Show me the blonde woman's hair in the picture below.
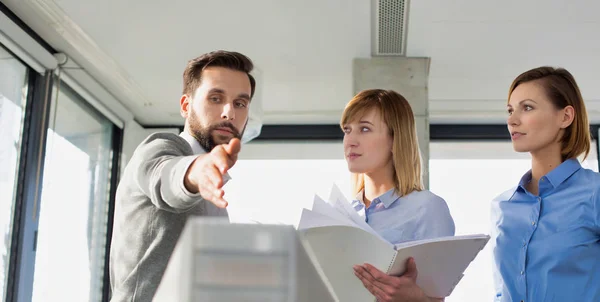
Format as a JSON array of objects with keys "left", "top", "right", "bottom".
[{"left": 340, "top": 89, "right": 423, "bottom": 196}]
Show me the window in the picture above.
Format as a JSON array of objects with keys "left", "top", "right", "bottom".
[
  {"left": 429, "top": 140, "right": 598, "bottom": 302},
  {"left": 31, "top": 84, "right": 115, "bottom": 302},
  {"left": 0, "top": 45, "right": 29, "bottom": 301},
  {"left": 226, "top": 141, "right": 350, "bottom": 226}
]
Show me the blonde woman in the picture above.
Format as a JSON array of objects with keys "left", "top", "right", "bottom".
[{"left": 343, "top": 89, "right": 453, "bottom": 302}]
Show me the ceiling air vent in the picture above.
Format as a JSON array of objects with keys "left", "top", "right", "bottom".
[{"left": 372, "top": 0, "right": 410, "bottom": 56}]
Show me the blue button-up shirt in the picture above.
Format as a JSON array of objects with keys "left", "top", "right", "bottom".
[
  {"left": 491, "top": 158, "right": 600, "bottom": 301},
  {"left": 352, "top": 189, "right": 455, "bottom": 245}
]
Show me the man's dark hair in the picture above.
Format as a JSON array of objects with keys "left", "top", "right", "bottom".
[{"left": 182, "top": 50, "right": 256, "bottom": 97}]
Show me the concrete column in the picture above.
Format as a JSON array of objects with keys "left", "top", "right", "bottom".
[{"left": 353, "top": 57, "right": 431, "bottom": 188}]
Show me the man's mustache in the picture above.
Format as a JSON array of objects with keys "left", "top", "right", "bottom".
[{"left": 210, "top": 122, "right": 241, "bottom": 138}]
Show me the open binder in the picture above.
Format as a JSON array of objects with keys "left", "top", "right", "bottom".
[{"left": 297, "top": 185, "right": 490, "bottom": 301}]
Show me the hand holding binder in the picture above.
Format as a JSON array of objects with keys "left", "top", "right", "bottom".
[
  {"left": 297, "top": 184, "right": 490, "bottom": 301},
  {"left": 353, "top": 258, "right": 437, "bottom": 302}
]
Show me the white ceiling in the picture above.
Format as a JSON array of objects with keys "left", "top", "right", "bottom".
[
  {"left": 4, "top": 0, "right": 600, "bottom": 126},
  {"left": 407, "top": 0, "right": 600, "bottom": 102}
]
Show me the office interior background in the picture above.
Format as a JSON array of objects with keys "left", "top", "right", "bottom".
[{"left": 1, "top": 0, "right": 600, "bottom": 301}]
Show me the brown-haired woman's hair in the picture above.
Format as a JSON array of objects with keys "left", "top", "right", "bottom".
[
  {"left": 340, "top": 89, "right": 423, "bottom": 197},
  {"left": 509, "top": 66, "right": 591, "bottom": 161},
  {"left": 182, "top": 50, "right": 256, "bottom": 97}
]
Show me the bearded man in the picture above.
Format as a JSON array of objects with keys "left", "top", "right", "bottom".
[{"left": 108, "top": 50, "right": 256, "bottom": 302}]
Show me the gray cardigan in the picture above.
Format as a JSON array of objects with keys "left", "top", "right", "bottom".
[{"left": 109, "top": 132, "right": 228, "bottom": 302}]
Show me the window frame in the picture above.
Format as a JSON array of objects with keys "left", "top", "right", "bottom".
[{"left": 0, "top": 46, "right": 123, "bottom": 302}]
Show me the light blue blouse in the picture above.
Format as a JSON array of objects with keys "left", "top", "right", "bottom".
[
  {"left": 352, "top": 188, "right": 455, "bottom": 245},
  {"left": 491, "top": 158, "right": 600, "bottom": 301}
]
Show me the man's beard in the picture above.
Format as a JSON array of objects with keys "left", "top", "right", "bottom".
[{"left": 188, "top": 111, "right": 243, "bottom": 152}]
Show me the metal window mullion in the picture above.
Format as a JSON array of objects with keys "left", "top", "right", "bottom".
[
  {"left": 6, "top": 70, "right": 53, "bottom": 302},
  {"left": 101, "top": 124, "right": 123, "bottom": 302}
]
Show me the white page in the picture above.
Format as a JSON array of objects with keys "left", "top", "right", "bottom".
[
  {"left": 300, "top": 225, "right": 396, "bottom": 302},
  {"left": 327, "top": 184, "right": 382, "bottom": 239},
  {"left": 393, "top": 234, "right": 490, "bottom": 250},
  {"left": 297, "top": 208, "right": 357, "bottom": 231},
  {"left": 387, "top": 234, "right": 490, "bottom": 298},
  {"left": 311, "top": 194, "right": 355, "bottom": 226}
]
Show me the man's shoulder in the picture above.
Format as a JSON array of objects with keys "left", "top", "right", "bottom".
[
  {"left": 143, "top": 131, "right": 187, "bottom": 144},
  {"left": 143, "top": 131, "right": 191, "bottom": 150},
  {"left": 134, "top": 132, "right": 193, "bottom": 158}
]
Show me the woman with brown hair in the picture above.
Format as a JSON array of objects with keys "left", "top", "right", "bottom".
[
  {"left": 491, "top": 66, "right": 600, "bottom": 301},
  {"left": 365, "top": 67, "right": 600, "bottom": 302}
]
